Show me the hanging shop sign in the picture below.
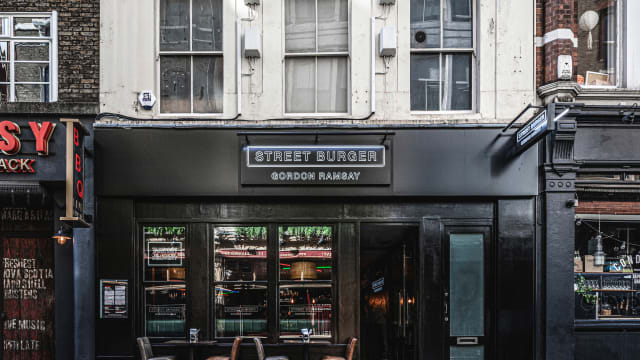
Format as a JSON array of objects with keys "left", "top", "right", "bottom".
[
  {"left": 0, "top": 120, "right": 58, "bottom": 175},
  {"left": 60, "top": 119, "right": 90, "bottom": 228},
  {"left": 100, "top": 279, "right": 128, "bottom": 319},
  {"left": 241, "top": 145, "right": 391, "bottom": 185}
]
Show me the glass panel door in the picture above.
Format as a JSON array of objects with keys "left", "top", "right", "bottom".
[{"left": 445, "top": 230, "right": 489, "bottom": 360}]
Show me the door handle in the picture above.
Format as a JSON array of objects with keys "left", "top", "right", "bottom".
[{"left": 456, "top": 337, "right": 479, "bottom": 345}]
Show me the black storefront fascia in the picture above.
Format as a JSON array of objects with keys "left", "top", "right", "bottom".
[
  {"left": 0, "top": 114, "right": 95, "bottom": 360},
  {"left": 94, "top": 126, "right": 541, "bottom": 360},
  {"left": 540, "top": 104, "right": 640, "bottom": 360}
]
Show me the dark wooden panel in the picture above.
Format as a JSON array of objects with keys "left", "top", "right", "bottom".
[
  {"left": 420, "top": 218, "right": 443, "bottom": 360},
  {"left": 337, "top": 223, "right": 358, "bottom": 343},
  {"left": 153, "top": 343, "right": 352, "bottom": 360},
  {"left": 95, "top": 198, "right": 136, "bottom": 357},
  {"left": 575, "top": 332, "right": 624, "bottom": 360},
  {"left": 344, "top": 201, "right": 493, "bottom": 220},
  {"left": 496, "top": 199, "right": 535, "bottom": 360},
  {"left": 188, "top": 223, "right": 209, "bottom": 338}
]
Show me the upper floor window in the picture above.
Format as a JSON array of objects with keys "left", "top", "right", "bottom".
[
  {"left": 284, "top": 0, "right": 349, "bottom": 114},
  {"left": 0, "top": 13, "right": 57, "bottom": 103},
  {"left": 159, "top": 0, "right": 223, "bottom": 114},
  {"left": 410, "top": 0, "right": 473, "bottom": 112}
]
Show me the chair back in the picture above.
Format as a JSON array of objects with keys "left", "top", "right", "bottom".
[
  {"left": 344, "top": 337, "right": 358, "bottom": 360},
  {"left": 253, "top": 337, "right": 266, "bottom": 360},
  {"left": 230, "top": 336, "right": 243, "bottom": 360},
  {"left": 136, "top": 337, "right": 154, "bottom": 360}
]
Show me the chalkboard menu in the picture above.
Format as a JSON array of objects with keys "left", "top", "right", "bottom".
[
  {"left": 100, "top": 279, "right": 128, "bottom": 319},
  {"left": 2, "top": 235, "right": 55, "bottom": 359}
]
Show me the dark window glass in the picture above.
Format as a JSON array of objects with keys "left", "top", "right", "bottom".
[
  {"left": 214, "top": 226, "right": 268, "bottom": 282},
  {"left": 279, "top": 284, "right": 332, "bottom": 337},
  {"left": 215, "top": 284, "right": 267, "bottom": 337},
  {"left": 145, "top": 284, "right": 187, "bottom": 337}
]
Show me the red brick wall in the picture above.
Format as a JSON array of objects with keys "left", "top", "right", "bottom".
[
  {"left": 577, "top": 201, "right": 640, "bottom": 215},
  {"left": 0, "top": 0, "right": 99, "bottom": 103}
]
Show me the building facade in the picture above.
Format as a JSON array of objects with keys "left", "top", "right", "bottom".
[{"left": 0, "top": 1, "right": 99, "bottom": 360}]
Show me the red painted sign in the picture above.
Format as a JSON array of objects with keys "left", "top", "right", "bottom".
[{"left": 0, "top": 120, "right": 56, "bottom": 174}]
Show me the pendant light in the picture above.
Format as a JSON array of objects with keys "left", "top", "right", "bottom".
[
  {"left": 579, "top": 11, "right": 599, "bottom": 50},
  {"left": 52, "top": 225, "right": 72, "bottom": 245},
  {"left": 594, "top": 234, "right": 605, "bottom": 266}
]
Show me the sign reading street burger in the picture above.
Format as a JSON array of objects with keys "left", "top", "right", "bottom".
[{"left": 241, "top": 145, "right": 391, "bottom": 185}]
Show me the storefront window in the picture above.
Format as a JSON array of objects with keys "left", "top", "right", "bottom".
[
  {"left": 143, "top": 226, "right": 187, "bottom": 337},
  {"left": 213, "top": 226, "right": 268, "bottom": 337},
  {"left": 279, "top": 225, "right": 334, "bottom": 339},
  {"left": 574, "top": 220, "right": 640, "bottom": 320},
  {"left": 576, "top": 0, "right": 618, "bottom": 86}
]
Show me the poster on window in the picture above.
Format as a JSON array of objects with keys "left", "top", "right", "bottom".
[
  {"left": 2, "top": 236, "right": 55, "bottom": 359},
  {"left": 147, "top": 241, "right": 184, "bottom": 267}
]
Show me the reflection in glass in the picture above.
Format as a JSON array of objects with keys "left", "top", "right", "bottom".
[
  {"left": 15, "top": 42, "right": 49, "bottom": 61},
  {"left": 160, "top": 56, "right": 191, "bottom": 113},
  {"left": 449, "top": 234, "right": 484, "bottom": 337},
  {"left": 410, "top": 54, "right": 439, "bottom": 111},
  {"left": 160, "top": 0, "right": 189, "bottom": 51},
  {"left": 143, "top": 226, "right": 186, "bottom": 282},
  {"left": 318, "top": 0, "right": 348, "bottom": 52},
  {"left": 450, "top": 346, "right": 484, "bottom": 360},
  {"left": 0, "top": 62, "right": 9, "bottom": 83},
  {"left": 14, "top": 17, "right": 50, "bottom": 37},
  {"left": 410, "top": 0, "right": 441, "bottom": 48},
  {"left": 0, "top": 17, "right": 9, "bottom": 36},
  {"left": 15, "top": 84, "right": 49, "bottom": 102},
  {"left": 15, "top": 63, "right": 49, "bottom": 83},
  {"left": 442, "top": 54, "right": 471, "bottom": 110},
  {"left": 411, "top": 54, "right": 471, "bottom": 111},
  {"left": 443, "top": 0, "right": 473, "bottom": 48},
  {"left": 285, "top": 58, "right": 315, "bottom": 113},
  {"left": 279, "top": 226, "right": 333, "bottom": 281},
  {"left": 0, "top": 84, "right": 8, "bottom": 102},
  {"left": 576, "top": 1, "right": 617, "bottom": 86},
  {"left": 215, "top": 284, "right": 267, "bottom": 337},
  {"left": 193, "top": 56, "right": 223, "bottom": 113},
  {"left": 214, "top": 226, "right": 267, "bottom": 282},
  {"left": 0, "top": 42, "right": 8, "bottom": 61},
  {"left": 285, "top": 0, "right": 316, "bottom": 53},
  {"left": 192, "top": 0, "right": 222, "bottom": 51},
  {"left": 279, "top": 284, "right": 332, "bottom": 337},
  {"left": 145, "top": 284, "right": 187, "bottom": 337}
]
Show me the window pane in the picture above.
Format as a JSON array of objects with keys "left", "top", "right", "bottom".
[
  {"left": 411, "top": 0, "right": 441, "bottom": 48},
  {"left": 450, "top": 346, "right": 484, "bottom": 360},
  {"left": 14, "top": 17, "right": 50, "bottom": 37},
  {"left": 285, "top": 0, "right": 316, "bottom": 53},
  {"left": 318, "top": 0, "right": 348, "bottom": 52},
  {"left": 0, "top": 62, "right": 9, "bottom": 82},
  {"left": 214, "top": 226, "right": 267, "bottom": 282},
  {"left": 0, "top": 42, "right": 9, "bottom": 61},
  {"left": 443, "top": 0, "right": 472, "bottom": 48},
  {"left": 160, "top": 0, "right": 190, "bottom": 51},
  {"left": 145, "top": 284, "right": 187, "bottom": 337},
  {"left": 0, "top": 17, "right": 9, "bottom": 36},
  {"left": 410, "top": 54, "right": 440, "bottom": 111},
  {"left": 442, "top": 54, "right": 471, "bottom": 110},
  {"left": 279, "top": 284, "right": 332, "bottom": 337},
  {"left": 192, "top": 0, "right": 223, "bottom": 51},
  {"left": 279, "top": 226, "right": 333, "bottom": 281},
  {"left": 215, "top": 284, "right": 267, "bottom": 337},
  {"left": 143, "top": 226, "right": 186, "bottom": 282},
  {"left": 449, "top": 234, "right": 484, "bottom": 337},
  {"left": 317, "top": 57, "right": 348, "bottom": 113},
  {"left": 193, "top": 56, "right": 223, "bottom": 113},
  {"left": 285, "top": 57, "right": 315, "bottom": 113},
  {"left": 15, "top": 84, "right": 49, "bottom": 102},
  {"left": 576, "top": 1, "right": 617, "bottom": 86},
  {"left": 15, "top": 42, "right": 49, "bottom": 61},
  {"left": 0, "top": 84, "right": 8, "bottom": 102},
  {"left": 15, "top": 63, "right": 49, "bottom": 83},
  {"left": 160, "top": 56, "right": 191, "bottom": 113}
]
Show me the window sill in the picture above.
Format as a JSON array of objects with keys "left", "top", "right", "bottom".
[
  {"left": 538, "top": 81, "right": 640, "bottom": 104},
  {"left": 0, "top": 101, "right": 98, "bottom": 115},
  {"left": 575, "top": 319, "right": 640, "bottom": 330}
]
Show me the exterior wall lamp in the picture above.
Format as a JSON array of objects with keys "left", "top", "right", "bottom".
[{"left": 52, "top": 225, "right": 72, "bottom": 245}]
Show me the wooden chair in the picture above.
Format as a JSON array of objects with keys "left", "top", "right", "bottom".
[
  {"left": 322, "top": 337, "right": 358, "bottom": 360},
  {"left": 253, "top": 337, "right": 289, "bottom": 360},
  {"left": 136, "top": 337, "right": 176, "bottom": 360},
  {"left": 206, "top": 336, "right": 243, "bottom": 360}
]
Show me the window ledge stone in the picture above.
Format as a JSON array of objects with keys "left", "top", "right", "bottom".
[
  {"left": 0, "top": 102, "right": 98, "bottom": 116},
  {"left": 538, "top": 81, "right": 640, "bottom": 105}
]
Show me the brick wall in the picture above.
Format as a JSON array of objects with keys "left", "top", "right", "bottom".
[
  {"left": 538, "top": 0, "right": 578, "bottom": 85},
  {"left": 0, "top": 0, "right": 99, "bottom": 103},
  {"left": 577, "top": 201, "right": 640, "bottom": 215}
]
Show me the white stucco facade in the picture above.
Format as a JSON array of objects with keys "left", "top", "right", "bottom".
[{"left": 99, "top": 0, "right": 536, "bottom": 125}]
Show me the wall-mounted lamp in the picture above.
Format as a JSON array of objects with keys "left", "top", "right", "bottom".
[{"left": 52, "top": 225, "right": 72, "bottom": 245}]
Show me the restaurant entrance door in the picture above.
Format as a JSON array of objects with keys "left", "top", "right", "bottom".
[{"left": 360, "top": 223, "right": 419, "bottom": 360}]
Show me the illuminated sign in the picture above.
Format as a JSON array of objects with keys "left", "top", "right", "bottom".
[{"left": 60, "top": 119, "right": 90, "bottom": 227}]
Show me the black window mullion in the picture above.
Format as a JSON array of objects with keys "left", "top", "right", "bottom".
[{"left": 267, "top": 223, "right": 280, "bottom": 343}]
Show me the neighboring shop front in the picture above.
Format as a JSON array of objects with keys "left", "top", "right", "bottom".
[
  {"left": 95, "top": 126, "right": 540, "bottom": 360},
  {"left": 0, "top": 114, "right": 93, "bottom": 360}
]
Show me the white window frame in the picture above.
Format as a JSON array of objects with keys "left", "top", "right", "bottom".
[
  {"left": 0, "top": 12, "right": 58, "bottom": 103},
  {"left": 410, "top": 0, "right": 476, "bottom": 114},
  {"left": 282, "top": 0, "right": 351, "bottom": 116},
  {"left": 156, "top": 0, "right": 224, "bottom": 115}
]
